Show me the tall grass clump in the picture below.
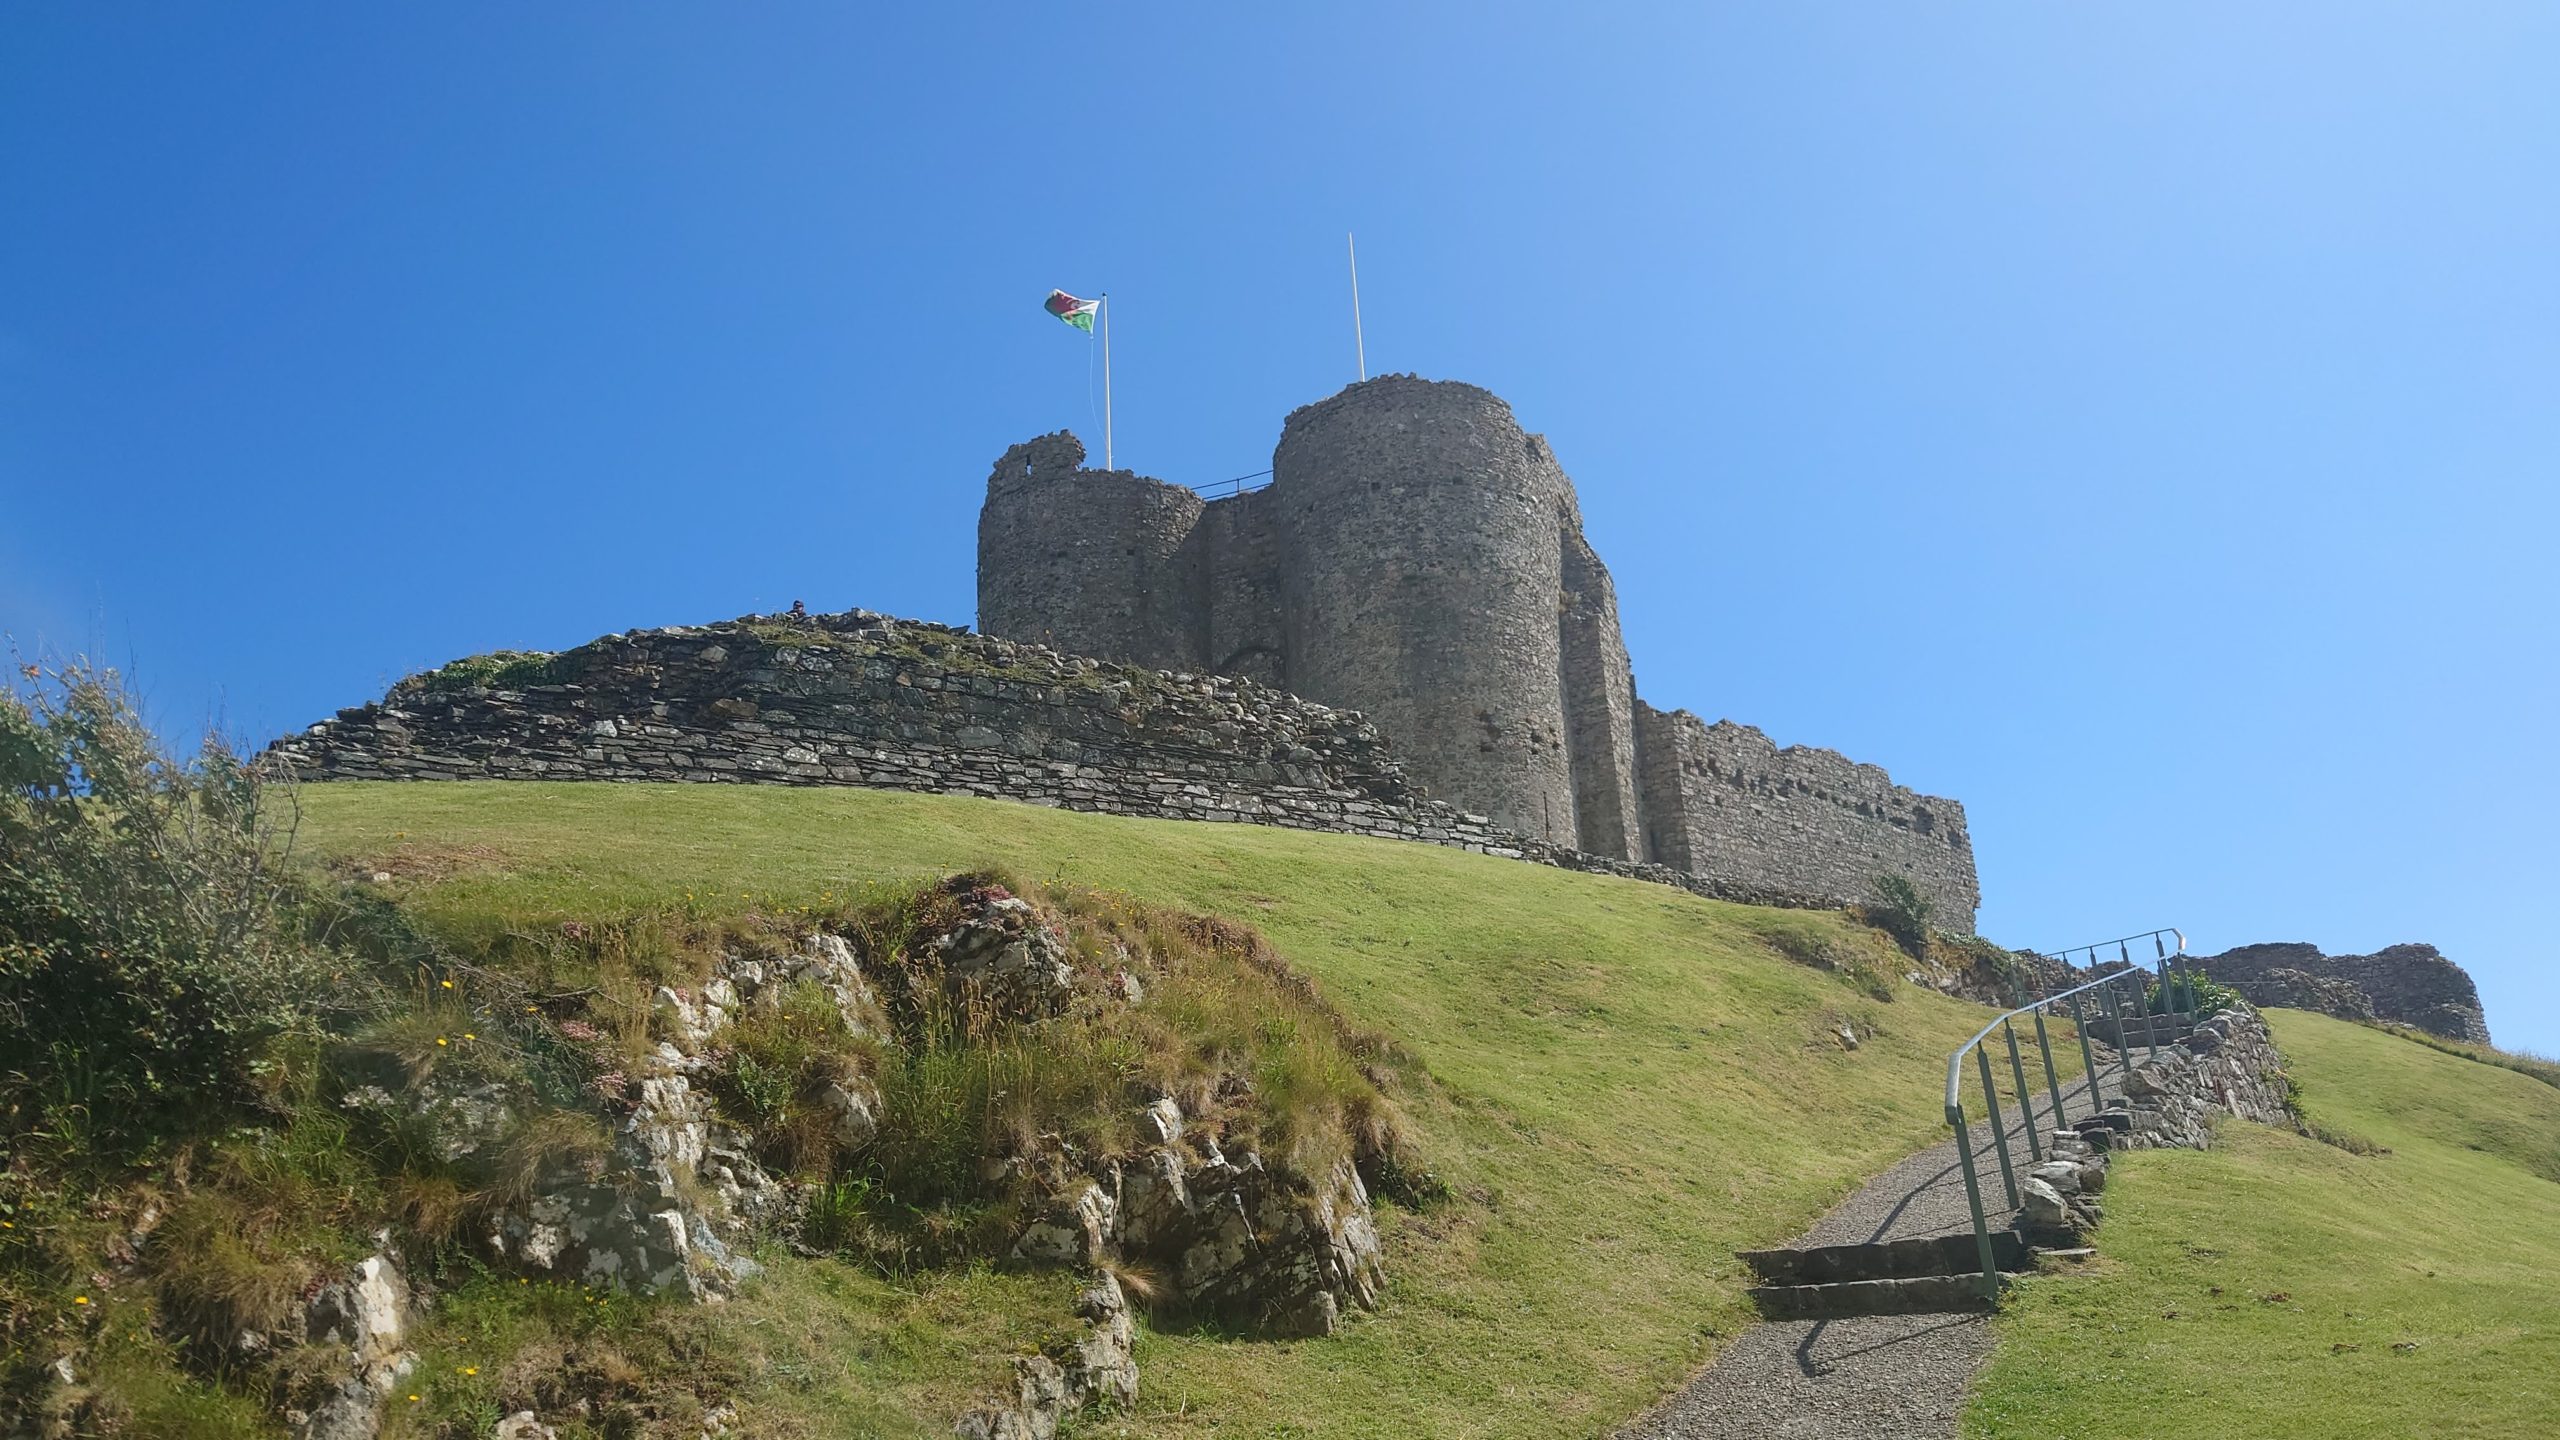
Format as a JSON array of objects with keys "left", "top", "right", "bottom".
[{"left": 705, "top": 874, "right": 1423, "bottom": 1269}]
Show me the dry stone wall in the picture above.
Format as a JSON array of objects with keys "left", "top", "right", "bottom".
[
  {"left": 2110, "top": 1007, "right": 2293, "bottom": 1151},
  {"left": 270, "top": 611, "right": 1850, "bottom": 912}
]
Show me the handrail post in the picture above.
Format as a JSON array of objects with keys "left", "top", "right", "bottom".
[
  {"left": 2004, "top": 1021, "right": 2044, "bottom": 1162},
  {"left": 2112, "top": 975, "right": 2137, "bottom": 1091},
  {"left": 2033, "top": 1004, "right": 2067, "bottom": 1127},
  {"left": 2067, "top": 990, "right": 2103, "bottom": 1113},
  {"left": 1949, "top": 1106, "right": 2001, "bottom": 1305},
  {"left": 2144, "top": 959, "right": 2164, "bottom": 1061},
  {"left": 1976, "top": 1045, "right": 2019, "bottom": 1208}
]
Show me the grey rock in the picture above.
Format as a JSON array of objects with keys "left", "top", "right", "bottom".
[
  {"left": 818, "top": 1079, "right": 879, "bottom": 1147},
  {"left": 2017, "top": 1177, "right": 2071, "bottom": 1228},
  {"left": 290, "top": 1255, "right": 415, "bottom": 1440},
  {"left": 2025, "top": 1160, "right": 2084, "bottom": 1196}
]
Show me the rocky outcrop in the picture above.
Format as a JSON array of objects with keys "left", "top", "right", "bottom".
[
  {"left": 2196, "top": 942, "right": 2488, "bottom": 1044},
  {"left": 283, "top": 1254, "right": 416, "bottom": 1440},
  {"left": 1014, "top": 1099, "right": 1387, "bottom": 1340},
  {"left": 913, "top": 888, "right": 1077, "bottom": 1021},
  {"left": 481, "top": 930, "right": 885, "bottom": 1298},
  {"left": 954, "top": 1273, "right": 1138, "bottom": 1439},
  {"left": 2245, "top": 966, "right": 2378, "bottom": 1024}
]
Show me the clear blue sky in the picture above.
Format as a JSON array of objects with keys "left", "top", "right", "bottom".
[{"left": 6, "top": 6, "right": 2553, "bottom": 1051}]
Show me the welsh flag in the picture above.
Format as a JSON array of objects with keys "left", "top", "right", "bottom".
[{"left": 1044, "top": 289, "right": 1099, "bottom": 332}]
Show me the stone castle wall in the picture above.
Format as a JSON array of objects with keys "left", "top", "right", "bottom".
[
  {"left": 1634, "top": 706, "right": 1982, "bottom": 927},
  {"left": 1272, "top": 380, "right": 1581, "bottom": 846},
  {"left": 978, "top": 374, "right": 1981, "bottom": 926},
  {"left": 2196, "top": 942, "right": 2490, "bottom": 1045},
  {"left": 269, "top": 612, "right": 1853, "bottom": 914}
]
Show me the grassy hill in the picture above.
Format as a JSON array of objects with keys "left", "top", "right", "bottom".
[
  {"left": 1964, "top": 1008, "right": 2560, "bottom": 1439},
  {"left": 282, "top": 779, "right": 2036, "bottom": 1439}
]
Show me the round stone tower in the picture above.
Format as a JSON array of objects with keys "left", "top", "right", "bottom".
[
  {"left": 1270, "top": 376, "right": 1579, "bottom": 843},
  {"left": 978, "top": 431, "right": 1206, "bottom": 670}
]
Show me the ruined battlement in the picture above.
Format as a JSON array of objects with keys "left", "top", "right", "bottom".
[
  {"left": 978, "top": 375, "right": 1982, "bottom": 927},
  {"left": 2196, "top": 941, "right": 2491, "bottom": 1045}
]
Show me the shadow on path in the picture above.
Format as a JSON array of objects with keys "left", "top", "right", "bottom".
[{"left": 1617, "top": 1056, "right": 2123, "bottom": 1439}]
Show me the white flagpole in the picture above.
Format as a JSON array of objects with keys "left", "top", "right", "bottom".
[
  {"left": 1100, "top": 293, "right": 1114, "bottom": 470},
  {"left": 1347, "top": 234, "right": 1366, "bottom": 380}
]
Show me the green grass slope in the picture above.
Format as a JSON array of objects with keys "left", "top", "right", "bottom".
[
  {"left": 1965, "top": 1009, "right": 2560, "bottom": 1439},
  {"left": 294, "top": 780, "right": 2048, "bottom": 1439}
]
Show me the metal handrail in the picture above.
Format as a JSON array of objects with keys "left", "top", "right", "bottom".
[
  {"left": 2035, "top": 927, "right": 2185, "bottom": 972},
  {"left": 1941, "top": 927, "right": 2193, "bottom": 1303},
  {"left": 1192, "top": 468, "right": 1274, "bottom": 500}
]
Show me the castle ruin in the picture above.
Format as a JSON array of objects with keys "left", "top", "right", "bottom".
[{"left": 979, "top": 375, "right": 1982, "bottom": 927}]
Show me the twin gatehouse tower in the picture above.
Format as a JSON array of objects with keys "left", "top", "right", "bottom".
[{"left": 977, "top": 375, "right": 1983, "bottom": 928}]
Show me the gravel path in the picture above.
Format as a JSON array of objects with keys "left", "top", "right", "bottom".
[{"left": 1619, "top": 1067, "right": 2115, "bottom": 1440}]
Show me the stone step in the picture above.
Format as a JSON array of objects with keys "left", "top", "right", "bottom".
[
  {"left": 1746, "top": 1274, "right": 1998, "bottom": 1320},
  {"left": 1737, "top": 1230, "right": 2029, "bottom": 1288}
]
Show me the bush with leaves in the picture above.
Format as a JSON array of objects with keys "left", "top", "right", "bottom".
[
  {"left": 2147, "top": 970, "right": 2246, "bottom": 1018},
  {"left": 1865, "top": 874, "right": 1936, "bottom": 957},
  {"left": 0, "top": 661, "right": 355, "bottom": 1154}
]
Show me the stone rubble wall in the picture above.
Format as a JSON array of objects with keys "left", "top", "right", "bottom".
[
  {"left": 2011, "top": 1008, "right": 2290, "bottom": 1248},
  {"left": 270, "top": 611, "right": 1870, "bottom": 913},
  {"left": 2110, "top": 1006, "right": 2293, "bottom": 1151},
  {"left": 2195, "top": 941, "right": 2490, "bottom": 1045}
]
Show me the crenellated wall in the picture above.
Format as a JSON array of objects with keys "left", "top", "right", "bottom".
[
  {"left": 1634, "top": 705, "right": 1980, "bottom": 927},
  {"left": 978, "top": 433, "right": 1206, "bottom": 670},
  {"left": 973, "top": 375, "right": 1983, "bottom": 928}
]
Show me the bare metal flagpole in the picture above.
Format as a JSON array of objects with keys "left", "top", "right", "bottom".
[
  {"left": 1099, "top": 293, "right": 1114, "bottom": 470},
  {"left": 1347, "top": 234, "right": 1366, "bottom": 380}
]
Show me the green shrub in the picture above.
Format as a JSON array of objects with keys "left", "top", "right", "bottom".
[
  {"left": 1759, "top": 923, "right": 1898, "bottom": 1001},
  {"left": 1866, "top": 874, "right": 1935, "bottom": 957},
  {"left": 0, "top": 663, "right": 357, "bottom": 1154},
  {"left": 2147, "top": 971, "right": 2246, "bottom": 1017},
  {"left": 398, "top": 649, "right": 562, "bottom": 695}
]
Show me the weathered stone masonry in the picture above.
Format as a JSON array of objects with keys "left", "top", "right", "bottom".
[
  {"left": 2196, "top": 941, "right": 2490, "bottom": 1045},
  {"left": 271, "top": 612, "right": 1852, "bottom": 913},
  {"left": 979, "top": 374, "right": 1980, "bottom": 927}
]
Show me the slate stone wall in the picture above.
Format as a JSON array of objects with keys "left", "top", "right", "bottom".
[
  {"left": 1632, "top": 703, "right": 1981, "bottom": 929},
  {"left": 271, "top": 611, "right": 1850, "bottom": 914},
  {"left": 2195, "top": 942, "right": 2490, "bottom": 1045}
]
